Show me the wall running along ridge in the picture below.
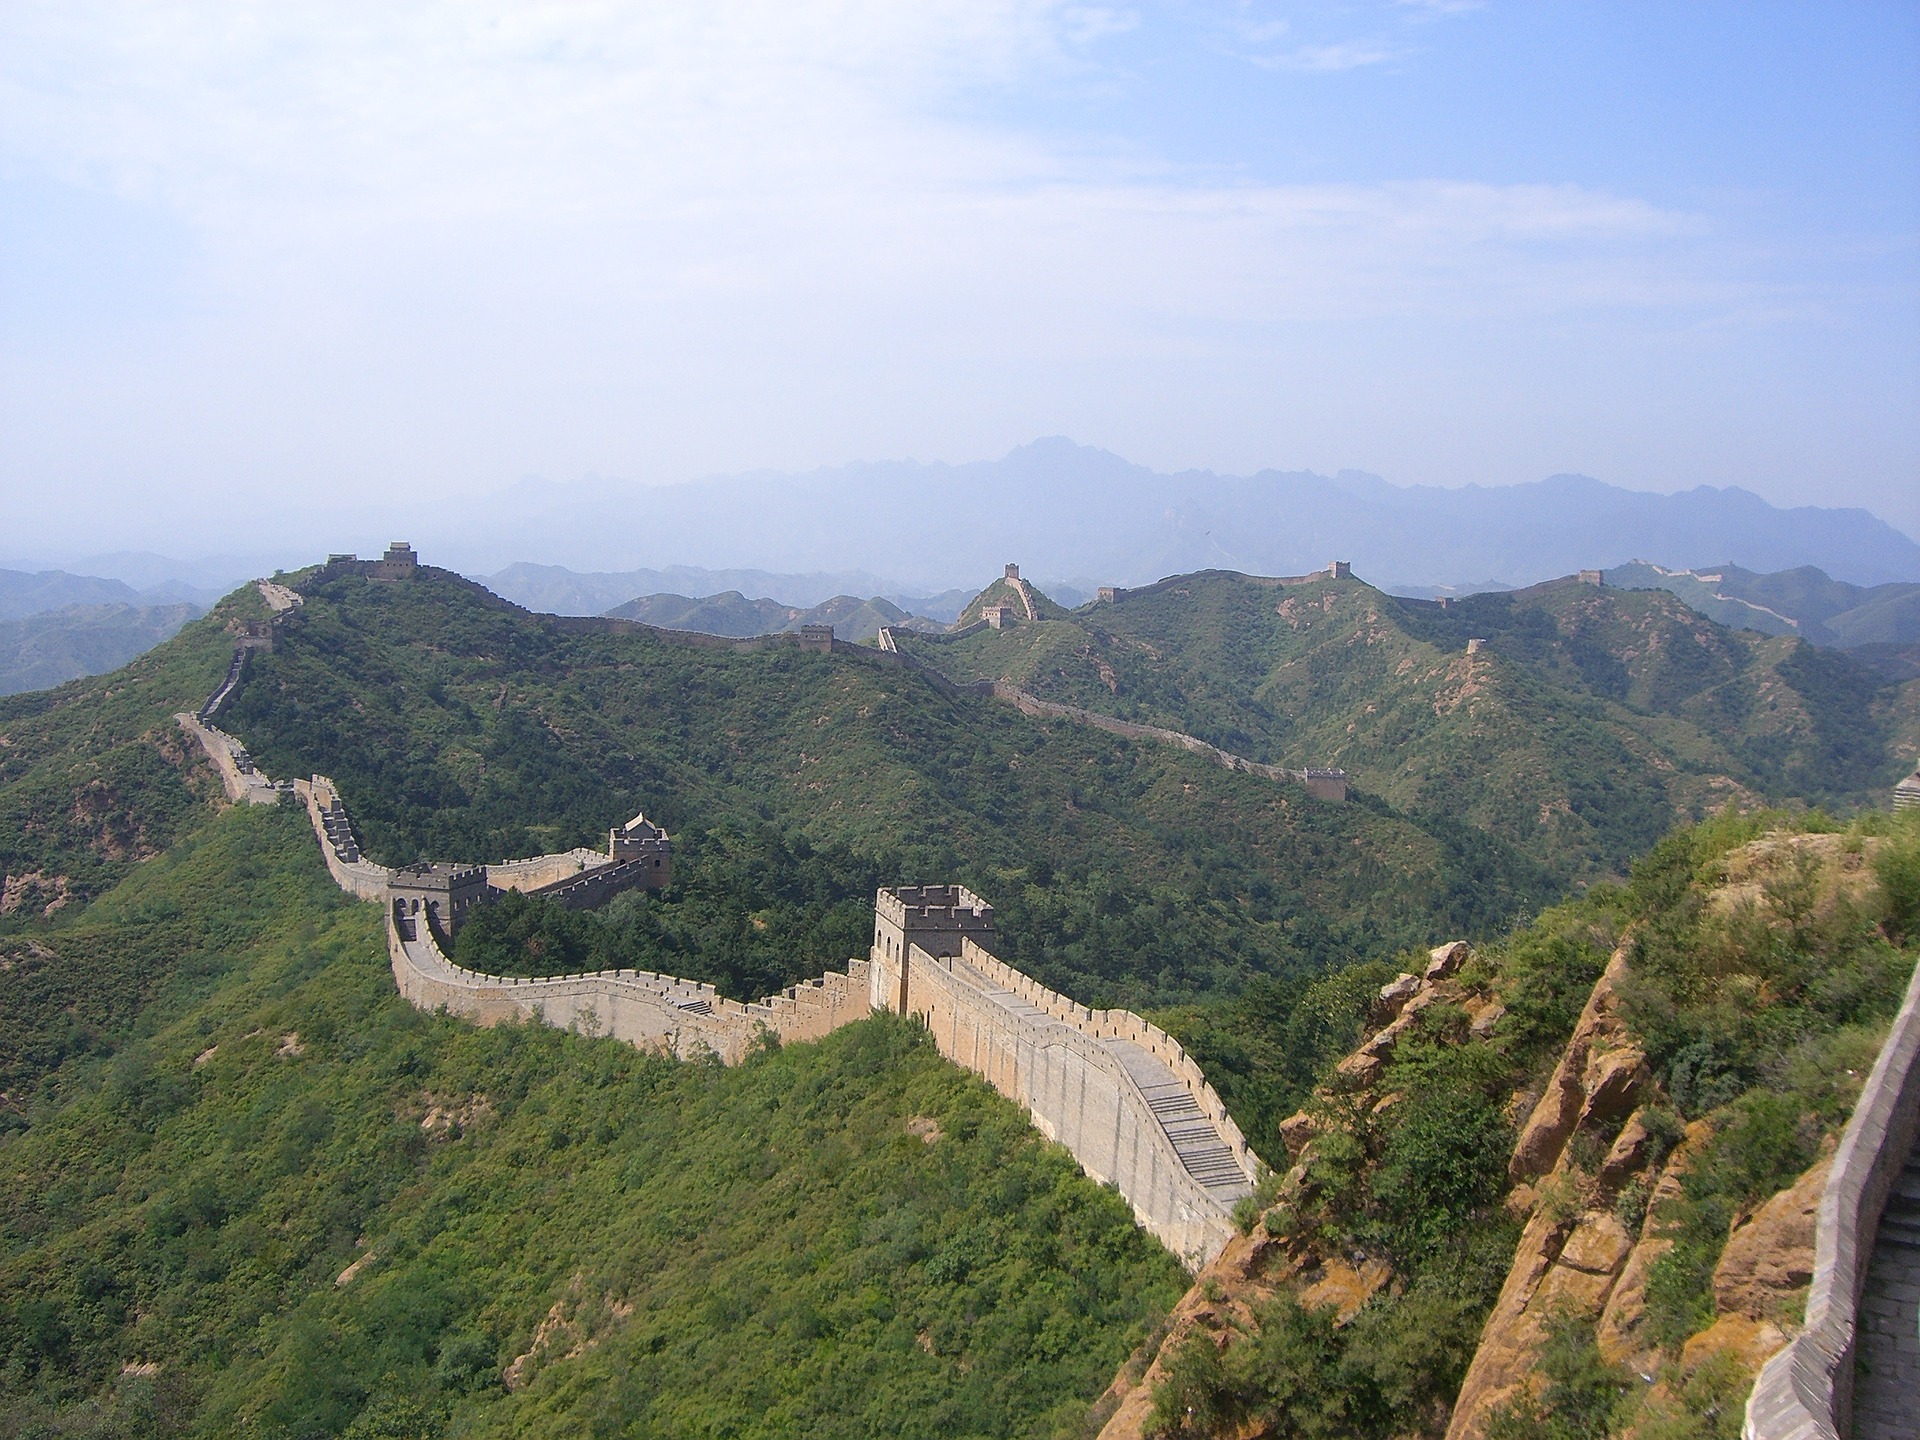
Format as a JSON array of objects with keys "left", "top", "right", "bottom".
[
  {"left": 903, "top": 936, "right": 1257, "bottom": 1267},
  {"left": 175, "top": 568, "right": 1269, "bottom": 1269},
  {"left": 1744, "top": 952, "right": 1920, "bottom": 1440},
  {"left": 872, "top": 635, "right": 1348, "bottom": 801}
]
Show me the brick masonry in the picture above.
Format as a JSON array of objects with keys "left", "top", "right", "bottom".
[{"left": 1744, "top": 952, "right": 1920, "bottom": 1440}]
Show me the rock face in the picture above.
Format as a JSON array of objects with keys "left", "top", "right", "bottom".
[
  {"left": 1446, "top": 943, "right": 1696, "bottom": 1440},
  {"left": 1712, "top": 1152, "right": 1826, "bottom": 1319},
  {"left": 1446, "top": 938, "right": 1825, "bottom": 1440},
  {"left": 1090, "top": 929, "right": 1831, "bottom": 1440},
  {"left": 1092, "top": 1227, "right": 1299, "bottom": 1440},
  {"left": 1507, "top": 951, "right": 1644, "bottom": 1186},
  {"left": 1095, "top": 941, "right": 1481, "bottom": 1440}
]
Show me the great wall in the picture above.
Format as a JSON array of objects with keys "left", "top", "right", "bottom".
[
  {"left": 174, "top": 562, "right": 1263, "bottom": 1268},
  {"left": 169, "top": 557, "right": 1920, "bottom": 1398}
]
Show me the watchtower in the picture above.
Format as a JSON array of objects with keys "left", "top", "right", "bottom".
[
  {"left": 870, "top": 885, "right": 994, "bottom": 1014},
  {"left": 609, "top": 812, "right": 672, "bottom": 887},
  {"left": 373, "top": 542, "right": 419, "bottom": 580},
  {"left": 1005, "top": 563, "right": 1021, "bottom": 581},
  {"left": 797, "top": 623, "right": 834, "bottom": 653},
  {"left": 1329, "top": 561, "right": 1352, "bottom": 579},
  {"left": 389, "top": 862, "right": 490, "bottom": 942},
  {"left": 1896, "top": 769, "right": 1920, "bottom": 813}
]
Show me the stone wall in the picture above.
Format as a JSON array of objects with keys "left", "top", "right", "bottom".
[
  {"left": 528, "top": 854, "right": 669, "bottom": 910},
  {"left": 485, "top": 849, "right": 610, "bottom": 893},
  {"left": 985, "top": 684, "right": 1347, "bottom": 801},
  {"left": 957, "top": 939, "right": 1258, "bottom": 1182},
  {"left": 899, "top": 936, "right": 1257, "bottom": 1269},
  {"left": 1096, "top": 565, "right": 1349, "bottom": 606},
  {"left": 203, "top": 567, "right": 1269, "bottom": 1275},
  {"left": 292, "top": 776, "right": 393, "bottom": 901},
  {"left": 1744, "top": 952, "right": 1920, "bottom": 1440},
  {"left": 175, "top": 712, "right": 285, "bottom": 807},
  {"left": 386, "top": 904, "right": 873, "bottom": 1065}
]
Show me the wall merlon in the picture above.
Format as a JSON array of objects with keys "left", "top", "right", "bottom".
[{"left": 220, "top": 634, "right": 1264, "bottom": 1273}]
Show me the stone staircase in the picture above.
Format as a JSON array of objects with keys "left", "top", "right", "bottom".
[
  {"left": 1104, "top": 1038, "right": 1250, "bottom": 1198},
  {"left": 316, "top": 796, "right": 362, "bottom": 862},
  {"left": 1853, "top": 1139, "right": 1920, "bottom": 1439},
  {"left": 950, "top": 954, "right": 1253, "bottom": 1206}
]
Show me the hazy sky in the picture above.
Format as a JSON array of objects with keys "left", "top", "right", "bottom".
[{"left": 3, "top": 1, "right": 1917, "bottom": 557}]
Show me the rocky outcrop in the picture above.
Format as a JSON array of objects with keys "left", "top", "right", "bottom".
[
  {"left": 1450, "top": 936, "right": 1833, "bottom": 1440},
  {"left": 1507, "top": 950, "right": 1646, "bottom": 1187},
  {"left": 1714, "top": 1153, "right": 1826, "bottom": 1321},
  {"left": 1447, "top": 935, "right": 1721, "bottom": 1440},
  {"left": 1093, "top": 1227, "right": 1300, "bottom": 1440},
  {"left": 1095, "top": 942, "right": 1482, "bottom": 1440}
]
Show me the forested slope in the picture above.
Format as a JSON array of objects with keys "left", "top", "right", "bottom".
[
  {"left": 0, "top": 802, "right": 1187, "bottom": 1439},
  {"left": 217, "top": 567, "right": 1552, "bottom": 1011},
  {"left": 897, "top": 571, "right": 1917, "bottom": 884}
]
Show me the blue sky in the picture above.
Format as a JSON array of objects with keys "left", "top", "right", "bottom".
[{"left": 2, "top": 1, "right": 1916, "bottom": 557}]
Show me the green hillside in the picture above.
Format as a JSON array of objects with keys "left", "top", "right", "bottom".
[
  {"left": 215, "top": 566, "right": 1552, "bottom": 1009},
  {"left": 604, "top": 590, "right": 944, "bottom": 644},
  {"left": 0, "top": 588, "right": 264, "bottom": 915},
  {"left": 894, "top": 570, "right": 1917, "bottom": 884},
  {"left": 1606, "top": 560, "right": 1920, "bottom": 649},
  {"left": 0, "top": 802, "right": 1186, "bottom": 1439},
  {"left": 6, "top": 563, "right": 1915, "bottom": 1438}
]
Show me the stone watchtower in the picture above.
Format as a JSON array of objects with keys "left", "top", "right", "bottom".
[
  {"left": 610, "top": 812, "right": 672, "bottom": 888},
  {"left": 1896, "top": 769, "right": 1920, "bottom": 813},
  {"left": 372, "top": 542, "right": 419, "bottom": 580},
  {"left": 870, "top": 885, "right": 994, "bottom": 1015},
  {"left": 388, "top": 862, "right": 490, "bottom": 942}
]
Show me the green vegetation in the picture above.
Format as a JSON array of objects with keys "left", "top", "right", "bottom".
[
  {"left": 896, "top": 572, "right": 1917, "bottom": 884},
  {"left": 7, "top": 565, "right": 1918, "bottom": 1439},
  {"left": 453, "top": 823, "right": 885, "bottom": 999},
  {"left": 0, "top": 594, "right": 248, "bottom": 916},
  {"left": 219, "top": 568, "right": 1551, "bottom": 1020},
  {"left": 0, "top": 804, "right": 1186, "bottom": 1438},
  {"left": 1145, "top": 963, "right": 1396, "bottom": 1165},
  {"left": 1147, "top": 808, "right": 1919, "bottom": 1439}
]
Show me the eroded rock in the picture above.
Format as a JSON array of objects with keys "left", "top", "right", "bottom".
[{"left": 1713, "top": 1152, "right": 1827, "bottom": 1320}]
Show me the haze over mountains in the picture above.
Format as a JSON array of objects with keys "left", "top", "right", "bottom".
[
  {"left": 433, "top": 440, "right": 1920, "bottom": 591},
  {"left": 11, "top": 443, "right": 1918, "bottom": 613},
  {"left": 0, "top": 569, "right": 217, "bottom": 695}
]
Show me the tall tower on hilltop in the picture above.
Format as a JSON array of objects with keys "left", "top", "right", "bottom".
[{"left": 870, "top": 885, "right": 994, "bottom": 1015}]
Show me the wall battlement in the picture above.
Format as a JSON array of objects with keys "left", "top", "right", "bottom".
[
  {"left": 1096, "top": 562, "right": 1351, "bottom": 606},
  {"left": 191, "top": 564, "right": 1271, "bottom": 1271},
  {"left": 875, "top": 884, "right": 994, "bottom": 932}
]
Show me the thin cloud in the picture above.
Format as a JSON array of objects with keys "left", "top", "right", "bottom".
[
  {"left": 1252, "top": 40, "right": 1400, "bottom": 72},
  {"left": 0, "top": 0, "right": 1906, "bottom": 546}
]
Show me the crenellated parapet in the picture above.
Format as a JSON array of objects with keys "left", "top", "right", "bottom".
[
  {"left": 870, "top": 886, "right": 1262, "bottom": 1267},
  {"left": 187, "top": 576, "right": 1268, "bottom": 1272}
]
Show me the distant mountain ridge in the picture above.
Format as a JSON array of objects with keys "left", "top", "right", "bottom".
[
  {"left": 481, "top": 561, "right": 976, "bottom": 622},
  {"left": 605, "top": 590, "right": 946, "bottom": 644},
  {"left": 0, "top": 567, "right": 222, "bottom": 620},
  {"left": 1607, "top": 560, "right": 1920, "bottom": 648},
  {"left": 0, "top": 602, "right": 204, "bottom": 696},
  {"left": 445, "top": 440, "right": 1920, "bottom": 590}
]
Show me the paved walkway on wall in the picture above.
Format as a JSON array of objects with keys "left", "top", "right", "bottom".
[
  {"left": 1853, "top": 1134, "right": 1920, "bottom": 1439},
  {"left": 951, "top": 954, "right": 1253, "bottom": 1208},
  {"left": 1101, "top": 1036, "right": 1252, "bottom": 1198}
]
